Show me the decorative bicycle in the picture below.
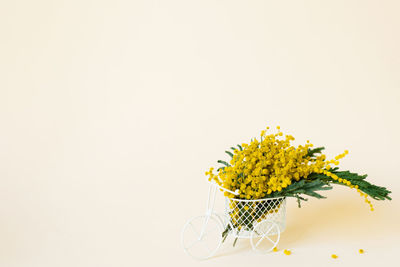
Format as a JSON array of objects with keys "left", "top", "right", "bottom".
[{"left": 181, "top": 181, "right": 286, "bottom": 260}]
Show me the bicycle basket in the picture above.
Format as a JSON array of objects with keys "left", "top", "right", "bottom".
[{"left": 225, "top": 197, "right": 286, "bottom": 238}]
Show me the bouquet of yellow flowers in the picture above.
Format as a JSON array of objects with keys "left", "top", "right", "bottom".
[{"left": 206, "top": 126, "right": 391, "bottom": 244}]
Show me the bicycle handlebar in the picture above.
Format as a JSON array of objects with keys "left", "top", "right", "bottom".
[{"left": 208, "top": 181, "right": 240, "bottom": 195}]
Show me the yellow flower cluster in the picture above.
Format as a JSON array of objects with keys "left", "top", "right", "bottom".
[
  {"left": 207, "top": 127, "right": 325, "bottom": 199},
  {"left": 206, "top": 126, "right": 373, "bottom": 209}
]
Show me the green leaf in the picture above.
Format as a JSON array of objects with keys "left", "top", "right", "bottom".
[
  {"left": 296, "top": 194, "right": 308, "bottom": 208},
  {"left": 306, "top": 147, "right": 325, "bottom": 158},
  {"left": 301, "top": 190, "right": 326, "bottom": 199},
  {"left": 308, "top": 170, "right": 392, "bottom": 201},
  {"left": 233, "top": 237, "right": 238, "bottom": 247},
  {"left": 225, "top": 151, "right": 234, "bottom": 158},
  {"left": 237, "top": 144, "right": 243, "bottom": 151},
  {"left": 271, "top": 178, "right": 332, "bottom": 204},
  {"left": 217, "top": 160, "right": 229, "bottom": 167}
]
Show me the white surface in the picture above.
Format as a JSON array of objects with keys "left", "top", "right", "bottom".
[{"left": 1, "top": 1, "right": 399, "bottom": 266}]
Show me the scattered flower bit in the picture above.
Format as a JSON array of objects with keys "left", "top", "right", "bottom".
[
  {"left": 359, "top": 249, "right": 364, "bottom": 254},
  {"left": 273, "top": 247, "right": 278, "bottom": 252},
  {"left": 331, "top": 254, "right": 338, "bottom": 259},
  {"left": 283, "top": 249, "right": 291, "bottom": 255}
]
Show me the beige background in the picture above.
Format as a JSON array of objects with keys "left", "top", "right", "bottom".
[{"left": 1, "top": 0, "right": 400, "bottom": 266}]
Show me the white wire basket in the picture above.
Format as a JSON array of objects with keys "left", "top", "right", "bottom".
[{"left": 224, "top": 196, "right": 286, "bottom": 238}]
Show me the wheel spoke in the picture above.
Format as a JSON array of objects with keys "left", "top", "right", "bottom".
[
  {"left": 202, "top": 242, "right": 212, "bottom": 253},
  {"left": 186, "top": 239, "right": 199, "bottom": 250},
  {"left": 202, "top": 226, "right": 220, "bottom": 239},
  {"left": 182, "top": 216, "right": 222, "bottom": 259},
  {"left": 255, "top": 235, "right": 266, "bottom": 247},
  {"left": 253, "top": 223, "right": 278, "bottom": 249},
  {"left": 264, "top": 235, "right": 275, "bottom": 244},
  {"left": 264, "top": 225, "right": 274, "bottom": 236},
  {"left": 199, "top": 216, "right": 211, "bottom": 237},
  {"left": 189, "top": 222, "right": 200, "bottom": 237}
]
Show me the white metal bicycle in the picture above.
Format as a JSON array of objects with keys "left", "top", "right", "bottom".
[{"left": 181, "top": 181, "right": 286, "bottom": 260}]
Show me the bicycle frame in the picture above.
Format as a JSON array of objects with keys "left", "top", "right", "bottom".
[
  {"left": 199, "top": 182, "right": 239, "bottom": 239},
  {"left": 181, "top": 181, "right": 283, "bottom": 259}
]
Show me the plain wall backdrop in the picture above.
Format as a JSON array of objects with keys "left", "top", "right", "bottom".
[{"left": 1, "top": 1, "right": 399, "bottom": 266}]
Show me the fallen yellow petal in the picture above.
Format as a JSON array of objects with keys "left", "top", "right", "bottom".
[
  {"left": 273, "top": 247, "right": 278, "bottom": 252},
  {"left": 359, "top": 249, "right": 364, "bottom": 254},
  {"left": 284, "top": 249, "right": 291, "bottom": 255},
  {"left": 331, "top": 254, "right": 338, "bottom": 259}
]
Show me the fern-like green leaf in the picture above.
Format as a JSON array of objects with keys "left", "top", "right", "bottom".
[
  {"left": 225, "top": 151, "right": 234, "bottom": 158},
  {"left": 307, "top": 170, "right": 391, "bottom": 201},
  {"left": 217, "top": 160, "right": 229, "bottom": 167},
  {"left": 271, "top": 179, "right": 332, "bottom": 205},
  {"left": 306, "top": 147, "right": 325, "bottom": 158}
]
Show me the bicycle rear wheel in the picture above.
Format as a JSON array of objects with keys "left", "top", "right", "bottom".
[{"left": 250, "top": 220, "right": 280, "bottom": 253}]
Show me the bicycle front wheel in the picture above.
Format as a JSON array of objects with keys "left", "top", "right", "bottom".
[{"left": 181, "top": 214, "right": 223, "bottom": 260}]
